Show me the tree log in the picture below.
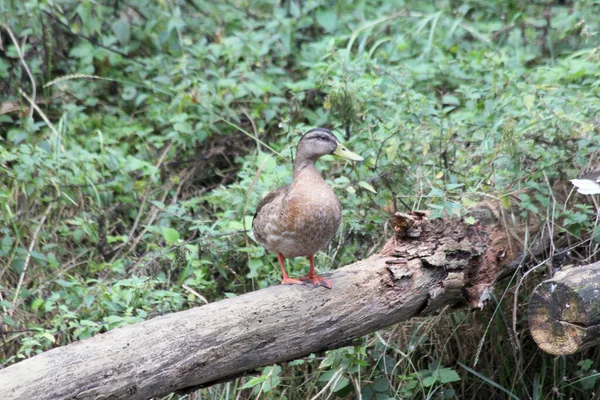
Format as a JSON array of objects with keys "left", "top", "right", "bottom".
[
  {"left": 1, "top": 206, "right": 535, "bottom": 400},
  {"left": 528, "top": 262, "right": 600, "bottom": 355}
]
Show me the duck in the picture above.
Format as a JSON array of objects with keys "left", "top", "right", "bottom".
[{"left": 252, "top": 128, "right": 364, "bottom": 289}]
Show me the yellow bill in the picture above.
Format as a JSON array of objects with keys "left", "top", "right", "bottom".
[{"left": 332, "top": 142, "right": 364, "bottom": 161}]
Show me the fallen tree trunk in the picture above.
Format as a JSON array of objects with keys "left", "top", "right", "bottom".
[
  {"left": 528, "top": 261, "right": 600, "bottom": 355},
  {"left": 0, "top": 204, "right": 540, "bottom": 400}
]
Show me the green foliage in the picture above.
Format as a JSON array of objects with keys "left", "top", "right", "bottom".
[
  {"left": 241, "top": 365, "right": 282, "bottom": 394},
  {"left": 2, "top": 0, "right": 600, "bottom": 398}
]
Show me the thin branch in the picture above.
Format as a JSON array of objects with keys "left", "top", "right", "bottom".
[
  {"left": 10, "top": 203, "right": 52, "bottom": 313},
  {"left": 181, "top": 283, "right": 208, "bottom": 304},
  {"left": 41, "top": 10, "right": 145, "bottom": 66},
  {"left": 1, "top": 23, "right": 36, "bottom": 118}
]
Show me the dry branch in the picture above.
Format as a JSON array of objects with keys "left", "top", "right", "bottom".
[
  {"left": 528, "top": 261, "right": 600, "bottom": 355},
  {"left": 1, "top": 202, "right": 540, "bottom": 400}
]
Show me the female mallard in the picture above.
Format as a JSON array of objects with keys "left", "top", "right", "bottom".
[{"left": 252, "top": 128, "right": 363, "bottom": 289}]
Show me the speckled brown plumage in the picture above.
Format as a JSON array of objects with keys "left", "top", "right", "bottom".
[{"left": 252, "top": 128, "right": 363, "bottom": 288}]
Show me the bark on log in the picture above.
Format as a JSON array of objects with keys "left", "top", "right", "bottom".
[
  {"left": 0, "top": 205, "right": 536, "bottom": 400},
  {"left": 528, "top": 262, "right": 600, "bottom": 355}
]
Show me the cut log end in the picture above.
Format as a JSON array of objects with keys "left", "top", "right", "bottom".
[
  {"left": 528, "top": 264, "right": 600, "bottom": 356},
  {"left": 528, "top": 281, "right": 588, "bottom": 355}
]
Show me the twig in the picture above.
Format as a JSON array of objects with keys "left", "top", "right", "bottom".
[
  {"left": 126, "top": 179, "right": 175, "bottom": 259},
  {"left": 239, "top": 106, "right": 259, "bottom": 149},
  {"left": 181, "top": 284, "right": 208, "bottom": 304},
  {"left": 511, "top": 259, "right": 548, "bottom": 353},
  {"left": 10, "top": 203, "right": 52, "bottom": 313},
  {"left": 0, "top": 291, "right": 6, "bottom": 315},
  {"left": 309, "top": 367, "right": 344, "bottom": 400},
  {"left": 18, "top": 88, "right": 63, "bottom": 153},
  {"left": 1, "top": 23, "right": 36, "bottom": 118},
  {"left": 169, "top": 166, "right": 197, "bottom": 205},
  {"left": 33, "top": 250, "right": 93, "bottom": 296}
]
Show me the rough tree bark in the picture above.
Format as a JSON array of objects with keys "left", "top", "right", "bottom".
[
  {"left": 528, "top": 261, "right": 600, "bottom": 355},
  {"left": 1, "top": 202, "right": 543, "bottom": 400}
]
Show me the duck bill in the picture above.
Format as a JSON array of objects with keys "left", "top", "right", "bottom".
[{"left": 332, "top": 143, "right": 364, "bottom": 161}]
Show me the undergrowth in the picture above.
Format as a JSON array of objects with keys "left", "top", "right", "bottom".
[{"left": 2, "top": 0, "right": 600, "bottom": 398}]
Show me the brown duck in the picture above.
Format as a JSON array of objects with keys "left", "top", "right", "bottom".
[{"left": 252, "top": 128, "right": 363, "bottom": 288}]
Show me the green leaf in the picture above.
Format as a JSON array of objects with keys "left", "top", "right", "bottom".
[
  {"left": 107, "top": 235, "right": 128, "bottom": 244},
  {"left": 333, "top": 376, "right": 350, "bottom": 392},
  {"left": 79, "top": 320, "right": 99, "bottom": 327},
  {"left": 169, "top": 113, "right": 189, "bottom": 123},
  {"left": 55, "top": 279, "right": 78, "bottom": 288},
  {"left": 442, "top": 94, "right": 460, "bottom": 106},
  {"left": 3, "top": 314, "right": 16, "bottom": 327},
  {"left": 39, "top": 332, "right": 56, "bottom": 344},
  {"left": 385, "top": 136, "right": 399, "bottom": 162},
  {"left": 264, "top": 364, "right": 281, "bottom": 377},
  {"left": 122, "top": 86, "right": 137, "bottom": 101},
  {"left": 73, "top": 228, "right": 84, "bottom": 243},
  {"left": 247, "top": 258, "right": 262, "bottom": 278},
  {"left": 593, "top": 226, "right": 600, "bottom": 244},
  {"left": 580, "top": 374, "right": 599, "bottom": 391},
  {"left": 428, "top": 188, "right": 445, "bottom": 198},
  {"left": 124, "top": 157, "right": 149, "bottom": 172},
  {"left": 31, "top": 298, "right": 44, "bottom": 311},
  {"left": 464, "top": 216, "right": 477, "bottom": 225},
  {"left": 373, "top": 376, "right": 389, "bottom": 392},
  {"left": 578, "top": 359, "right": 594, "bottom": 371},
  {"left": 422, "top": 375, "right": 436, "bottom": 387},
  {"left": 111, "top": 19, "right": 131, "bottom": 45},
  {"left": 358, "top": 181, "right": 377, "bottom": 193},
  {"left": 105, "top": 315, "right": 125, "bottom": 325},
  {"left": 241, "top": 375, "right": 265, "bottom": 389},
  {"left": 437, "top": 367, "right": 461, "bottom": 383},
  {"left": 162, "top": 227, "right": 180, "bottom": 244},
  {"left": 0, "top": 301, "right": 14, "bottom": 311},
  {"left": 522, "top": 94, "right": 534, "bottom": 112},
  {"left": 316, "top": 9, "right": 337, "bottom": 32},
  {"left": 446, "top": 183, "right": 464, "bottom": 190},
  {"left": 443, "top": 388, "right": 456, "bottom": 399},
  {"left": 2, "top": 234, "right": 13, "bottom": 251},
  {"left": 30, "top": 251, "right": 46, "bottom": 261},
  {"left": 265, "top": 109, "right": 276, "bottom": 122},
  {"left": 318, "top": 369, "right": 336, "bottom": 382},
  {"left": 173, "top": 122, "right": 193, "bottom": 134},
  {"left": 84, "top": 295, "right": 96, "bottom": 308}
]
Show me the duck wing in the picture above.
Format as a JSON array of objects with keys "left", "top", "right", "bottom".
[{"left": 252, "top": 184, "right": 290, "bottom": 243}]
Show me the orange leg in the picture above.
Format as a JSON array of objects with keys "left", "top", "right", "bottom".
[
  {"left": 278, "top": 254, "right": 303, "bottom": 285},
  {"left": 300, "top": 255, "right": 332, "bottom": 289}
]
